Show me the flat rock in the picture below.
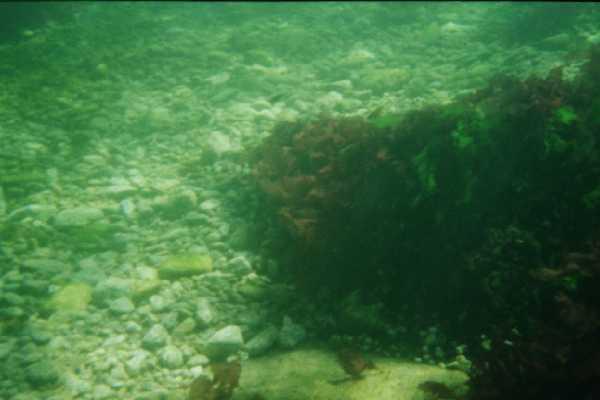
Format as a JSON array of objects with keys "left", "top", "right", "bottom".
[
  {"left": 47, "top": 283, "right": 93, "bottom": 313},
  {"left": 54, "top": 207, "right": 104, "bottom": 227},
  {"left": 232, "top": 348, "right": 469, "bottom": 400},
  {"left": 158, "top": 253, "right": 213, "bottom": 280}
]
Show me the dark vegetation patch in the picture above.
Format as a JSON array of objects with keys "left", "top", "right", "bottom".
[{"left": 249, "top": 45, "right": 600, "bottom": 399}]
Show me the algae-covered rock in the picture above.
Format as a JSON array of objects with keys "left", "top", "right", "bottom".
[
  {"left": 158, "top": 253, "right": 213, "bottom": 280},
  {"left": 132, "top": 279, "right": 162, "bottom": 301},
  {"left": 47, "top": 283, "right": 92, "bottom": 313},
  {"left": 232, "top": 348, "right": 468, "bottom": 400}
]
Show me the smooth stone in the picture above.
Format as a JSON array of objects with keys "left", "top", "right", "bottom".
[
  {"left": 187, "top": 354, "right": 209, "bottom": 367},
  {"left": 195, "top": 298, "right": 214, "bottom": 327},
  {"left": 54, "top": 207, "right": 104, "bottom": 227},
  {"left": 29, "top": 329, "right": 52, "bottom": 345},
  {"left": 205, "top": 325, "right": 244, "bottom": 360},
  {"left": 158, "top": 345, "right": 184, "bottom": 368},
  {"left": 132, "top": 279, "right": 162, "bottom": 302},
  {"left": 142, "top": 324, "right": 169, "bottom": 350},
  {"left": 125, "top": 321, "right": 142, "bottom": 333},
  {"left": 149, "top": 295, "right": 167, "bottom": 312},
  {"left": 109, "top": 297, "right": 135, "bottom": 314}
]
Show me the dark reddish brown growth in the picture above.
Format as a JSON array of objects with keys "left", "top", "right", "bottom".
[
  {"left": 211, "top": 359, "right": 241, "bottom": 399},
  {"left": 468, "top": 235, "right": 600, "bottom": 400},
  {"left": 336, "top": 348, "right": 375, "bottom": 378},
  {"left": 188, "top": 359, "right": 241, "bottom": 400},
  {"left": 418, "top": 381, "right": 457, "bottom": 399},
  {"left": 250, "top": 116, "right": 385, "bottom": 249}
]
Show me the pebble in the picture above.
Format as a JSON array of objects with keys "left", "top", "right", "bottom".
[
  {"left": 64, "top": 372, "right": 91, "bottom": 396},
  {"left": 161, "top": 312, "right": 179, "bottom": 331},
  {"left": 125, "top": 350, "right": 151, "bottom": 376},
  {"left": 92, "top": 384, "right": 113, "bottom": 400},
  {"left": 142, "top": 324, "right": 169, "bottom": 350},
  {"left": 195, "top": 298, "right": 214, "bottom": 327},
  {"left": 187, "top": 354, "right": 209, "bottom": 367},
  {"left": 125, "top": 321, "right": 142, "bottom": 333},
  {"left": 199, "top": 199, "right": 220, "bottom": 211},
  {"left": 173, "top": 317, "right": 196, "bottom": 336},
  {"left": 158, "top": 345, "right": 184, "bottom": 368},
  {"left": 149, "top": 295, "right": 167, "bottom": 312},
  {"left": 109, "top": 297, "right": 135, "bottom": 314}
]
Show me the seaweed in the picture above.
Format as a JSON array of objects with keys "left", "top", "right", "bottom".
[
  {"left": 189, "top": 358, "right": 241, "bottom": 400},
  {"left": 250, "top": 45, "right": 600, "bottom": 396}
]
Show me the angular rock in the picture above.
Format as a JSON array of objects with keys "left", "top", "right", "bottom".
[
  {"left": 173, "top": 317, "right": 196, "bottom": 336},
  {"left": 205, "top": 325, "right": 244, "bottom": 360},
  {"left": 125, "top": 350, "right": 151, "bottom": 376},
  {"left": 142, "top": 324, "right": 169, "bottom": 350}
]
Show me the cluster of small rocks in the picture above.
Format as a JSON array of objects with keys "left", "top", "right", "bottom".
[{"left": 0, "top": 105, "right": 306, "bottom": 399}]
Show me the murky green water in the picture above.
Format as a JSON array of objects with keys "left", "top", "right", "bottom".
[{"left": 1, "top": 3, "right": 598, "bottom": 400}]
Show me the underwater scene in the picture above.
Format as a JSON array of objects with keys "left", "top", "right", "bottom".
[{"left": 1, "top": 2, "right": 600, "bottom": 399}]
